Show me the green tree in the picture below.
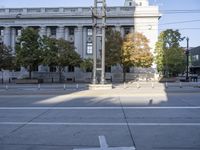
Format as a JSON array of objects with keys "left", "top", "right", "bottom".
[
  {"left": 0, "top": 44, "right": 14, "bottom": 70},
  {"left": 155, "top": 29, "right": 185, "bottom": 77},
  {"left": 41, "top": 37, "right": 82, "bottom": 82},
  {"left": 105, "top": 28, "right": 123, "bottom": 67},
  {"left": 16, "top": 27, "right": 42, "bottom": 79},
  {"left": 121, "top": 32, "right": 153, "bottom": 81},
  {"left": 80, "top": 58, "right": 93, "bottom": 72}
]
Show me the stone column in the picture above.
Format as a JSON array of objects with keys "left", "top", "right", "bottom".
[
  {"left": 130, "top": 27, "right": 134, "bottom": 33},
  {"left": 39, "top": 26, "right": 46, "bottom": 37},
  {"left": 120, "top": 27, "right": 125, "bottom": 38},
  {"left": 11, "top": 28, "right": 16, "bottom": 54},
  {"left": 39, "top": 26, "right": 48, "bottom": 72},
  {"left": 83, "top": 27, "right": 87, "bottom": 57},
  {"left": 22, "top": 26, "right": 28, "bottom": 29},
  {"left": 3, "top": 26, "right": 11, "bottom": 47},
  {"left": 56, "top": 26, "right": 65, "bottom": 39},
  {"left": 64, "top": 27, "right": 69, "bottom": 41},
  {"left": 47, "top": 27, "right": 51, "bottom": 37},
  {"left": 74, "top": 26, "right": 83, "bottom": 56},
  {"left": 115, "top": 25, "right": 121, "bottom": 32}
]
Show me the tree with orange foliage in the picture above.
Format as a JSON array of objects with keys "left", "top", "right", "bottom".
[{"left": 121, "top": 32, "right": 153, "bottom": 81}]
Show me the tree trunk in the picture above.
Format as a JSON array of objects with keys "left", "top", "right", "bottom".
[
  {"left": 123, "top": 67, "right": 126, "bottom": 83},
  {"left": 58, "top": 66, "right": 62, "bottom": 83},
  {"left": 28, "top": 66, "right": 32, "bottom": 79},
  {"left": 29, "top": 70, "right": 32, "bottom": 79}
]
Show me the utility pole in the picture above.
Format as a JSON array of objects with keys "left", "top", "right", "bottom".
[
  {"left": 92, "top": 0, "right": 107, "bottom": 84},
  {"left": 186, "top": 37, "right": 189, "bottom": 82}
]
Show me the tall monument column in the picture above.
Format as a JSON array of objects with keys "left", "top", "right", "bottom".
[
  {"left": 92, "top": 0, "right": 107, "bottom": 84},
  {"left": 101, "top": 0, "right": 106, "bottom": 84}
]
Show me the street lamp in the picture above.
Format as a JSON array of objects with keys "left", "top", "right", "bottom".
[{"left": 185, "top": 37, "right": 189, "bottom": 82}]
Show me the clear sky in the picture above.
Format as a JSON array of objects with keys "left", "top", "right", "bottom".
[{"left": 0, "top": 0, "right": 200, "bottom": 47}]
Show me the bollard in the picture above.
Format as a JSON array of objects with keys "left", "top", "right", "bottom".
[
  {"left": 38, "top": 84, "right": 40, "bottom": 90},
  {"left": 123, "top": 82, "right": 126, "bottom": 89},
  {"left": 64, "top": 84, "right": 66, "bottom": 90},
  {"left": 165, "top": 82, "right": 168, "bottom": 89},
  {"left": 76, "top": 84, "right": 79, "bottom": 89},
  {"left": 151, "top": 82, "right": 154, "bottom": 88},
  {"left": 5, "top": 84, "right": 8, "bottom": 90},
  {"left": 137, "top": 82, "right": 140, "bottom": 89},
  {"left": 180, "top": 82, "right": 182, "bottom": 88}
]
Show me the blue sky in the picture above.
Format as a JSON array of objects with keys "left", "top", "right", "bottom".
[{"left": 0, "top": 0, "right": 200, "bottom": 47}]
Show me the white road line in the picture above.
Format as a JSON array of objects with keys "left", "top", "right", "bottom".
[
  {"left": 0, "top": 107, "right": 200, "bottom": 110},
  {"left": 74, "top": 136, "right": 135, "bottom": 150},
  {"left": 99, "top": 136, "right": 108, "bottom": 148},
  {"left": 0, "top": 122, "right": 200, "bottom": 126}
]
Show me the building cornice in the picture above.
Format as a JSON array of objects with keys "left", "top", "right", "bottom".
[{"left": 0, "top": 6, "right": 160, "bottom": 19}]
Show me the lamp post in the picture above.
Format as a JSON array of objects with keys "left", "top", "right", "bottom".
[{"left": 185, "top": 37, "right": 189, "bottom": 82}]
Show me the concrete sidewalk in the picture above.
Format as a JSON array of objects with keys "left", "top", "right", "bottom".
[{"left": 0, "top": 82, "right": 200, "bottom": 96}]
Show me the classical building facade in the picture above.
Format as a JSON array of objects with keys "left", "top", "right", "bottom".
[{"left": 0, "top": 0, "right": 161, "bottom": 82}]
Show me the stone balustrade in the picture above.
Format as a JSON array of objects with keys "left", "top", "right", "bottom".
[{"left": 0, "top": 7, "right": 137, "bottom": 17}]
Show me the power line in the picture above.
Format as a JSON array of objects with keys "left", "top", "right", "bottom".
[
  {"left": 160, "top": 19, "right": 200, "bottom": 25},
  {"left": 158, "top": 28, "right": 200, "bottom": 31},
  {"left": 160, "top": 9, "right": 200, "bottom": 14}
]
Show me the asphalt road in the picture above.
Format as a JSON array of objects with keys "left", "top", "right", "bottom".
[{"left": 0, "top": 85, "right": 200, "bottom": 150}]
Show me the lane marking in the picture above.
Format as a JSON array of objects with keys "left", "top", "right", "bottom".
[
  {"left": 74, "top": 136, "right": 135, "bottom": 150},
  {"left": 99, "top": 136, "right": 108, "bottom": 148},
  {"left": 0, "top": 107, "right": 200, "bottom": 110},
  {"left": 0, "top": 122, "right": 200, "bottom": 126}
]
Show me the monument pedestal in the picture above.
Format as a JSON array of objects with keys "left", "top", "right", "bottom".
[{"left": 89, "top": 84, "right": 113, "bottom": 90}]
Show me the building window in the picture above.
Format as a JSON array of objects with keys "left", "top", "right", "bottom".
[
  {"left": 86, "top": 42, "right": 93, "bottom": 54},
  {"left": 193, "top": 55, "right": 199, "bottom": 61},
  {"left": 14, "top": 66, "right": 20, "bottom": 72},
  {"left": 86, "top": 67, "right": 92, "bottom": 72},
  {"left": 50, "top": 28, "right": 56, "bottom": 36},
  {"left": 32, "top": 66, "right": 38, "bottom": 72},
  {"left": 87, "top": 28, "right": 92, "bottom": 36},
  {"left": 50, "top": 66, "right": 57, "bottom": 72},
  {"left": 105, "top": 66, "right": 111, "bottom": 73},
  {"left": 124, "top": 27, "right": 130, "bottom": 35},
  {"left": 129, "top": 2, "right": 132, "bottom": 6},
  {"left": 68, "top": 65, "right": 75, "bottom": 72},
  {"left": 69, "top": 27, "right": 74, "bottom": 35}
]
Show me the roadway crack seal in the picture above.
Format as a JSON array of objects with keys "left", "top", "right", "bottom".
[
  {"left": 119, "top": 96, "right": 136, "bottom": 149},
  {"left": 0, "top": 107, "right": 53, "bottom": 144}
]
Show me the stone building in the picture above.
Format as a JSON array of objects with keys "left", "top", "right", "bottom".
[
  {"left": 0, "top": 0, "right": 161, "bottom": 83},
  {"left": 189, "top": 46, "right": 200, "bottom": 75}
]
